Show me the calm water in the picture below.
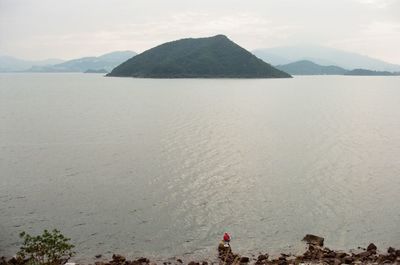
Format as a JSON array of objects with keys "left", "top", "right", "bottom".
[{"left": 1, "top": 74, "right": 399, "bottom": 260}]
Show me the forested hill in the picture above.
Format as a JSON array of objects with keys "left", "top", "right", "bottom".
[{"left": 108, "top": 35, "right": 291, "bottom": 78}]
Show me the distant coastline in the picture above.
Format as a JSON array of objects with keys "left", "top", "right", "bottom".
[{"left": 275, "top": 60, "right": 400, "bottom": 76}]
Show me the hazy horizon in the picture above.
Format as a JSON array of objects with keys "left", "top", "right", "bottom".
[{"left": 1, "top": 0, "right": 400, "bottom": 64}]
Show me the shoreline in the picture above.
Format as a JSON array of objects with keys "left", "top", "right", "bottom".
[{"left": 1, "top": 235, "right": 399, "bottom": 265}]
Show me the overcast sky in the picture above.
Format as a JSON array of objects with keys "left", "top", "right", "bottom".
[{"left": 1, "top": 0, "right": 399, "bottom": 63}]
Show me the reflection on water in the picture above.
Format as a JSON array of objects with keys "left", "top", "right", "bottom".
[{"left": 0, "top": 74, "right": 399, "bottom": 260}]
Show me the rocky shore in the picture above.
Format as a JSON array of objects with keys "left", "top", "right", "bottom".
[
  {"left": 217, "top": 235, "right": 399, "bottom": 264},
  {"left": 1, "top": 235, "right": 399, "bottom": 265}
]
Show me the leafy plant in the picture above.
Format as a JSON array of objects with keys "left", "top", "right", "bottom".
[{"left": 17, "top": 229, "right": 75, "bottom": 265}]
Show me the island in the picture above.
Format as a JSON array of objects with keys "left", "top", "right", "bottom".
[
  {"left": 84, "top": 68, "right": 108, "bottom": 73},
  {"left": 275, "top": 60, "right": 347, "bottom": 75},
  {"left": 107, "top": 35, "right": 291, "bottom": 78},
  {"left": 344, "top": 68, "right": 399, "bottom": 76},
  {"left": 271, "top": 60, "right": 400, "bottom": 76}
]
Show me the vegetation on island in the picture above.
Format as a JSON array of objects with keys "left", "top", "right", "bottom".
[{"left": 107, "top": 35, "right": 291, "bottom": 78}]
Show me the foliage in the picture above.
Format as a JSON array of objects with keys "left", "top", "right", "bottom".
[{"left": 17, "top": 229, "right": 75, "bottom": 265}]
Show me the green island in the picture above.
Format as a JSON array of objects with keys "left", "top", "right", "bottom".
[{"left": 107, "top": 35, "right": 291, "bottom": 78}]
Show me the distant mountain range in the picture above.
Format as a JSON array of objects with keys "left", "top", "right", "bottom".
[
  {"left": 2, "top": 43, "right": 400, "bottom": 76},
  {"left": 28, "top": 51, "right": 137, "bottom": 73},
  {"left": 253, "top": 45, "right": 400, "bottom": 72},
  {"left": 274, "top": 60, "right": 400, "bottom": 76},
  {"left": 0, "top": 51, "right": 136, "bottom": 73},
  {"left": 0, "top": 56, "right": 64, "bottom": 72},
  {"left": 108, "top": 35, "right": 291, "bottom": 78}
]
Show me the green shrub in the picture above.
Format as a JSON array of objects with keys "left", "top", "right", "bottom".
[{"left": 17, "top": 229, "right": 75, "bottom": 265}]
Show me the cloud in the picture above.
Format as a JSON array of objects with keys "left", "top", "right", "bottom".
[
  {"left": 328, "top": 20, "right": 400, "bottom": 63},
  {"left": 353, "top": 0, "right": 395, "bottom": 8},
  {"left": 6, "top": 12, "right": 301, "bottom": 59},
  {"left": 1, "top": 0, "right": 399, "bottom": 63}
]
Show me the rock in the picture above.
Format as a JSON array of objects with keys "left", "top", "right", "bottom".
[
  {"left": 342, "top": 256, "right": 354, "bottom": 264},
  {"left": 201, "top": 262, "right": 208, "bottom": 265},
  {"left": 367, "top": 243, "right": 377, "bottom": 252},
  {"left": 136, "top": 258, "right": 149, "bottom": 264},
  {"left": 376, "top": 254, "right": 387, "bottom": 263},
  {"left": 308, "top": 244, "right": 316, "bottom": 252},
  {"left": 0, "top": 257, "right": 7, "bottom": 265},
  {"left": 176, "top": 260, "right": 182, "bottom": 264},
  {"left": 333, "top": 258, "right": 342, "bottom": 265},
  {"left": 335, "top": 252, "right": 347, "bottom": 259},
  {"left": 387, "top": 254, "right": 396, "bottom": 262},
  {"left": 187, "top": 262, "right": 199, "bottom": 265},
  {"left": 323, "top": 251, "right": 336, "bottom": 259},
  {"left": 302, "top": 234, "right": 324, "bottom": 247},
  {"left": 357, "top": 251, "right": 372, "bottom": 259},
  {"left": 396, "top": 249, "right": 400, "bottom": 257},
  {"left": 7, "top": 258, "right": 17, "bottom": 265},
  {"left": 239, "top": 257, "right": 249, "bottom": 263},
  {"left": 95, "top": 255, "right": 103, "bottom": 259},
  {"left": 257, "top": 254, "right": 268, "bottom": 261},
  {"left": 112, "top": 255, "right": 126, "bottom": 263},
  {"left": 387, "top": 247, "right": 395, "bottom": 254},
  {"left": 277, "top": 260, "right": 287, "bottom": 265}
]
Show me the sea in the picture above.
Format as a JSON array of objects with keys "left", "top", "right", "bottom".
[{"left": 1, "top": 73, "right": 399, "bottom": 261}]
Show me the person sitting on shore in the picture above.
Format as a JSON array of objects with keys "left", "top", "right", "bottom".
[
  {"left": 223, "top": 232, "right": 231, "bottom": 247},
  {"left": 218, "top": 232, "right": 232, "bottom": 253}
]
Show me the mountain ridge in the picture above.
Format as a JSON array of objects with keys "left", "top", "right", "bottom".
[
  {"left": 0, "top": 56, "right": 64, "bottom": 72},
  {"left": 253, "top": 45, "right": 400, "bottom": 72},
  {"left": 0, "top": 51, "right": 136, "bottom": 73},
  {"left": 28, "top": 51, "right": 137, "bottom": 73},
  {"left": 274, "top": 60, "right": 400, "bottom": 76}
]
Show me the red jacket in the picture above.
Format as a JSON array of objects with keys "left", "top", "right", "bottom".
[{"left": 223, "top": 233, "right": 230, "bottom": 242}]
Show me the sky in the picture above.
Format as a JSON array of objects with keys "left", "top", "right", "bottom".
[{"left": 0, "top": 0, "right": 400, "bottom": 64}]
